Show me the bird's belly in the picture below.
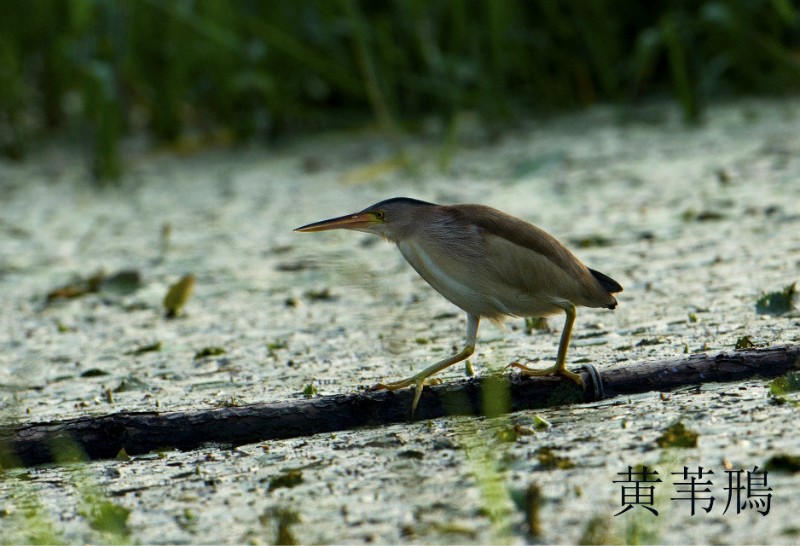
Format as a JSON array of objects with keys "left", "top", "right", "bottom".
[{"left": 397, "top": 240, "right": 561, "bottom": 319}]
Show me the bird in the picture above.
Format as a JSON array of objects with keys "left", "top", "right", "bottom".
[{"left": 295, "top": 197, "right": 622, "bottom": 413}]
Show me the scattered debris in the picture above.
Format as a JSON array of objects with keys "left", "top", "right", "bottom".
[
  {"left": 101, "top": 270, "right": 142, "bottom": 295},
  {"left": 113, "top": 377, "right": 149, "bottom": 393},
  {"left": 770, "top": 372, "right": 800, "bottom": 395},
  {"left": 764, "top": 454, "right": 800, "bottom": 473},
  {"left": 261, "top": 507, "right": 300, "bottom": 545},
  {"left": 302, "top": 383, "right": 318, "bottom": 398},
  {"left": 532, "top": 415, "right": 552, "bottom": 430},
  {"left": 681, "top": 209, "right": 725, "bottom": 222},
  {"left": 756, "top": 283, "right": 796, "bottom": 315},
  {"left": 303, "top": 287, "right": 336, "bottom": 301},
  {"left": 656, "top": 421, "right": 699, "bottom": 448},
  {"left": 194, "top": 346, "right": 226, "bottom": 359},
  {"left": 572, "top": 234, "right": 613, "bottom": 248},
  {"left": 268, "top": 340, "right": 288, "bottom": 359},
  {"left": 45, "top": 269, "right": 142, "bottom": 304},
  {"left": 636, "top": 337, "right": 665, "bottom": 346},
  {"left": 716, "top": 168, "right": 732, "bottom": 184},
  {"left": 275, "top": 260, "right": 316, "bottom": 272},
  {"left": 535, "top": 446, "right": 575, "bottom": 470},
  {"left": 464, "top": 360, "right": 475, "bottom": 376},
  {"left": 267, "top": 469, "right": 303, "bottom": 491},
  {"left": 125, "top": 341, "right": 162, "bottom": 356},
  {"left": 163, "top": 274, "right": 195, "bottom": 318},
  {"left": 212, "top": 396, "right": 244, "bottom": 408},
  {"left": 84, "top": 501, "right": 131, "bottom": 537},
  {"left": 524, "top": 483, "right": 543, "bottom": 538},
  {"left": 525, "top": 317, "right": 550, "bottom": 334},
  {"left": 513, "top": 424, "right": 536, "bottom": 436},
  {"left": 397, "top": 449, "right": 425, "bottom": 460},
  {"left": 56, "top": 321, "right": 74, "bottom": 333},
  {"left": 769, "top": 371, "right": 800, "bottom": 406},
  {"left": 45, "top": 271, "right": 105, "bottom": 303},
  {"left": 80, "top": 368, "right": 109, "bottom": 378},
  {"left": 578, "top": 514, "right": 614, "bottom": 545},
  {"left": 159, "top": 223, "right": 172, "bottom": 261},
  {"left": 495, "top": 427, "right": 520, "bottom": 443}
]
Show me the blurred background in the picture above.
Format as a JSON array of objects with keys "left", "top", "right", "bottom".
[{"left": 1, "top": 0, "right": 799, "bottom": 182}]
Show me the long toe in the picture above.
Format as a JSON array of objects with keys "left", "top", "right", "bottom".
[
  {"left": 559, "top": 368, "right": 585, "bottom": 387},
  {"left": 367, "top": 370, "right": 445, "bottom": 392},
  {"left": 366, "top": 376, "right": 429, "bottom": 416},
  {"left": 507, "top": 362, "right": 560, "bottom": 376},
  {"left": 509, "top": 362, "right": 585, "bottom": 387},
  {"left": 368, "top": 380, "right": 411, "bottom": 392}
]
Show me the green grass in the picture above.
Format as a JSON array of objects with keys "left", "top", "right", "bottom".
[{"left": 1, "top": 0, "right": 799, "bottom": 180}]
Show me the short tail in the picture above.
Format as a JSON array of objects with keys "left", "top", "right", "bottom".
[{"left": 589, "top": 268, "right": 623, "bottom": 309}]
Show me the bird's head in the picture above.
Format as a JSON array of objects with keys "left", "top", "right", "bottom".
[{"left": 294, "top": 197, "right": 437, "bottom": 242}]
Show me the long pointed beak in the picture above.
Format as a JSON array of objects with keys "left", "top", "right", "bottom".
[{"left": 294, "top": 212, "right": 374, "bottom": 232}]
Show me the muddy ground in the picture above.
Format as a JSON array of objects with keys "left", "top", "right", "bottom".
[{"left": 1, "top": 99, "right": 799, "bottom": 544}]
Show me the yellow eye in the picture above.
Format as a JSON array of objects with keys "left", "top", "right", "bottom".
[{"left": 374, "top": 210, "right": 385, "bottom": 220}]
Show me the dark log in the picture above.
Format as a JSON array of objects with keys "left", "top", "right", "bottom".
[{"left": 2, "top": 345, "right": 799, "bottom": 467}]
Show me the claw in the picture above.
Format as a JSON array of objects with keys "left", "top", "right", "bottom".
[{"left": 367, "top": 376, "right": 428, "bottom": 416}]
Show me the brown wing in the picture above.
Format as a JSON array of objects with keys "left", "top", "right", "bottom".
[{"left": 444, "top": 204, "right": 618, "bottom": 309}]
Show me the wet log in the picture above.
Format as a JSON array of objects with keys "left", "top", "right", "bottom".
[{"left": 2, "top": 345, "right": 798, "bottom": 467}]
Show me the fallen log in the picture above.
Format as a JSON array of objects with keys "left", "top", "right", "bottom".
[{"left": 2, "top": 345, "right": 798, "bottom": 467}]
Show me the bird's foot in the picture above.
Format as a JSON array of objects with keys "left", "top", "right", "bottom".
[
  {"left": 367, "top": 374, "right": 441, "bottom": 415},
  {"left": 507, "top": 362, "right": 584, "bottom": 387},
  {"left": 367, "top": 375, "right": 441, "bottom": 392}
]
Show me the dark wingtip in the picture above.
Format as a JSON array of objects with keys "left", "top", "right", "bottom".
[{"left": 589, "top": 268, "right": 623, "bottom": 294}]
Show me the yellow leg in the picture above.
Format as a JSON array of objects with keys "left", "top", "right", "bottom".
[
  {"left": 509, "top": 303, "right": 584, "bottom": 387},
  {"left": 368, "top": 314, "right": 480, "bottom": 414}
]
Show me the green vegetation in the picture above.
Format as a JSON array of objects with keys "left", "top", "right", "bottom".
[
  {"left": 0, "top": 438, "right": 131, "bottom": 544},
  {"left": 765, "top": 453, "right": 800, "bottom": 473},
  {"left": 45, "top": 269, "right": 141, "bottom": 304},
  {"left": 2, "top": 1, "right": 798, "bottom": 180},
  {"left": 301, "top": 382, "right": 319, "bottom": 398},
  {"left": 163, "top": 274, "right": 196, "bottom": 318},
  {"left": 194, "top": 346, "right": 227, "bottom": 359},
  {"left": 735, "top": 335, "right": 754, "bottom": 349},
  {"left": 578, "top": 514, "right": 614, "bottom": 545},
  {"left": 769, "top": 371, "right": 800, "bottom": 406},
  {"left": 756, "top": 282, "right": 797, "bottom": 315},
  {"left": 535, "top": 446, "right": 575, "bottom": 470},
  {"left": 261, "top": 506, "right": 301, "bottom": 546},
  {"left": 124, "top": 340, "right": 162, "bottom": 356},
  {"left": 267, "top": 469, "right": 304, "bottom": 491},
  {"left": 656, "top": 421, "right": 699, "bottom": 448}
]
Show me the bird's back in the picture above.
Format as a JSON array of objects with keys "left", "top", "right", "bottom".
[{"left": 396, "top": 204, "right": 620, "bottom": 320}]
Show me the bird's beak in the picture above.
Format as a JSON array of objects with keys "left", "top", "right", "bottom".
[{"left": 294, "top": 212, "right": 376, "bottom": 232}]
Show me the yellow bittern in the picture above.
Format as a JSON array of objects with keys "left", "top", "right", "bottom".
[{"left": 295, "top": 197, "right": 622, "bottom": 413}]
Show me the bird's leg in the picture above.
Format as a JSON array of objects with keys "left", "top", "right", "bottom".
[
  {"left": 368, "top": 314, "right": 480, "bottom": 414},
  {"left": 509, "top": 303, "right": 584, "bottom": 387}
]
